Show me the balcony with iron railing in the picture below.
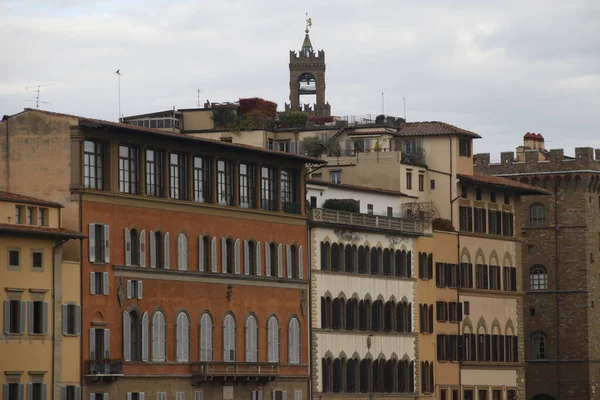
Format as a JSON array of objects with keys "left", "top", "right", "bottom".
[
  {"left": 309, "top": 208, "right": 427, "bottom": 235},
  {"left": 84, "top": 359, "right": 124, "bottom": 384},
  {"left": 190, "top": 362, "right": 279, "bottom": 385}
]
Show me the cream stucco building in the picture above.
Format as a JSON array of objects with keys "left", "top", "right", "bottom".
[{"left": 0, "top": 191, "right": 83, "bottom": 400}]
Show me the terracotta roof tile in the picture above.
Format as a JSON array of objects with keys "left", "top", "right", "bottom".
[
  {"left": 457, "top": 174, "right": 550, "bottom": 195},
  {"left": 397, "top": 121, "right": 482, "bottom": 138},
  {"left": 306, "top": 179, "right": 417, "bottom": 198},
  {"left": 0, "top": 191, "right": 63, "bottom": 208},
  {"left": 10, "top": 109, "right": 325, "bottom": 164},
  {"left": 0, "top": 223, "right": 85, "bottom": 239}
]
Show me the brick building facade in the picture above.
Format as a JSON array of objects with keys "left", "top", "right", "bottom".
[{"left": 475, "top": 135, "right": 600, "bottom": 400}]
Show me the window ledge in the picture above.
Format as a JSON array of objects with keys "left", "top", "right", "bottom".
[
  {"left": 63, "top": 333, "right": 80, "bottom": 337},
  {"left": 29, "top": 333, "right": 49, "bottom": 338},
  {"left": 4, "top": 332, "right": 25, "bottom": 337},
  {"left": 90, "top": 262, "right": 108, "bottom": 267},
  {"left": 28, "top": 289, "right": 49, "bottom": 294},
  {"left": 5, "top": 287, "right": 26, "bottom": 293}
]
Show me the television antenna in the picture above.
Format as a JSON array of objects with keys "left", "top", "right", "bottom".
[
  {"left": 25, "top": 84, "right": 55, "bottom": 108},
  {"left": 196, "top": 89, "right": 203, "bottom": 108}
]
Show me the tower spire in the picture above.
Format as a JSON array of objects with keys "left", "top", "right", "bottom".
[{"left": 302, "top": 13, "right": 313, "bottom": 54}]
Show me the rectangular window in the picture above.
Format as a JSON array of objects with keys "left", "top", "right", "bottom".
[
  {"left": 217, "top": 160, "right": 233, "bottom": 206},
  {"left": 89, "top": 223, "right": 107, "bottom": 263},
  {"left": 440, "top": 389, "right": 447, "bottom": 400},
  {"left": 32, "top": 252, "right": 43, "bottom": 268},
  {"left": 430, "top": 179, "right": 435, "bottom": 190},
  {"left": 418, "top": 174, "right": 424, "bottom": 191},
  {"left": 126, "top": 280, "right": 143, "bottom": 299},
  {"left": 330, "top": 171, "right": 341, "bottom": 184},
  {"left": 490, "top": 191, "right": 496, "bottom": 202},
  {"left": 31, "top": 383, "right": 44, "bottom": 400},
  {"left": 436, "top": 263, "right": 446, "bottom": 288},
  {"left": 169, "top": 153, "right": 187, "bottom": 200},
  {"left": 459, "top": 263, "right": 473, "bottom": 289},
  {"left": 27, "top": 208, "right": 33, "bottom": 225},
  {"left": 476, "top": 264, "right": 489, "bottom": 290},
  {"left": 176, "top": 393, "right": 184, "bottom": 400},
  {"left": 464, "top": 302, "right": 470, "bottom": 315},
  {"left": 507, "top": 390, "right": 517, "bottom": 400},
  {"left": 367, "top": 204, "right": 373, "bottom": 215},
  {"left": 146, "top": 149, "right": 164, "bottom": 197},
  {"left": 32, "top": 300, "right": 46, "bottom": 334},
  {"left": 459, "top": 206, "right": 473, "bottom": 232},
  {"left": 310, "top": 196, "right": 317, "bottom": 208},
  {"left": 119, "top": 145, "right": 138, "bottom": 194},
  {"left": 194, "top": 392, "right": 203, "bottom": 400},
  {"left": 475, "top": 188, "right": 482, "bottom": 201},
  {"left": 91, "top": 272, "right": 109, "bottom": 295},
  {"left": 239, "top": 163, "right": 255, "bottom": 208},
  {"left": 477, "top": 389, "right": 488, "bottom": 400},
  {"left": 84, "top": 140, "right": 103, "bottom": 190},
  {"left": 504, "top": 193, "right": 510, "bottom": 205},
  {"left": 474, "top": 208, "right": 486, "bottom": 233},
  {"left": 312, "top": 173, "right": 322, "bottom": 180},
  {"left": 502, "top": 212, "right": 514, "bottom": 237},
  {"left": 488, "top": 210, "right": 501, "bottom": 235},
  {"left": 193, "top": 156, "right": 211, "bottom": 203},
  {"left": 38, "top": 208, "right": 46, "bottom": 226},
  {"left": 406, "top": 171, "right": 412, "bottom": 190},
  {"left": 282, "top": 170, "right": 297, "bottom": 214},
  {"left": 464, "top": 390, "right": 474, "bottom": 400},
  {"left": 387, "top": 207, "right": 393, "bottom": 217},
  {"left": 459, "top": 138, "right": 472, "bottom": 157},
  {"left": 261, "top": 166, "right": 276, "bottom": 211},
  {"left": 15, "top": 206, "right": 24, "bottom": 224},
  {"left": 492, "top": 390, "right": 502, "bottom": 400},
  {"left": 453, "top": 390, "right": 459, "bottom": 400},
  {"left": 157, "top": 393, "right": 167, "bottom": 400},
  {"left": 64, "top": 304, "right": 80, "bottom": 335},
  {"left": 6, "top": 300, "right": 24, "bottom": 333},
  {"left": 9, "top": 249, "right": 20, "bottom": 267}
]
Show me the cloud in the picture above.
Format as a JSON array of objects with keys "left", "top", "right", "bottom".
[{"left": 0, "top": 0, "right": 598, "bottom": 157}]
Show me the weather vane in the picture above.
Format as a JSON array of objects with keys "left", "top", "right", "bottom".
[{"left": 305, "top": 12, "right": 312, "bottom": 33}]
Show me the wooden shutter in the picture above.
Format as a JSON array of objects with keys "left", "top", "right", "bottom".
[
  {"left": 28, "top": 302, "right": 34, "bottom": 334},
  {"left": 265, "top": 243, "right": 271, "bottom": 276},
  {"left": 89, "top": 328, "right": 95, "bottom": 359},
  {"left": 244, "top": 240, "right": 250, "bottom": 275},
  {"left": 178, "top": 234, "right": 188, "bottom": 270},
  {"left": 62, "top": 304, "right": 68, "bottom": 334},
  {"left": 3, "top": 301, "right": 9, "bottom": 333},
  {"left": 75, "top": 387, "right": 81, "bottom": 400},
  {"left": 123, "top": 311, "right": 131, "bottom": 361},
  {"left": 164, "top": 232, "right": 170, "bottom": 269},
  {"left": 89, "top": 223, "right": 96, "bottom": 262},
  {"left": 256, "top": 241, "right": 261, "bottom": 276},
  {"left": 149, "top": 231, "right": 156, "bottom": 268},
  {"left": 103, "top": 225, "right": 110, "bottom": 263},
  {"left": 126, "top": 280, "right": 132, "bottom": 299},
  {"left": 103, "top": 394, "right": 108, "bottom": 400},
  {"left": 211, "top": 238, "right": 217, "bottom": 272},
  {"left": 221, "top": 238, "right": 227, "bottom": 273},
  {"left": 141, "top": 312, "right": 148, "bottom": 361},
  {"left": 20, "top": 301, "right": 26, "bottom": 333},
  {"left": 27, "top": 384, "right": 32, "bottom": 400},
  {"left": 42, "top": 302, "right": 48, "bottom": 334},
  {"left": 286, "top": 245, "right": 292, "bottom": 278},
  {"left": 103, "top": 272, "right": 109, "bottom": 295},
  {"left": 104, "top": 329, "right": 110, "bottom": 358},
  {"left": 234, "top": 239, "right": 240, "bottom": 274},
  {"left": 298, "top": 246, "right": 303, "bottom": 279},
  {"left": 277, "top": 244, "right": 283, "bottom": 277},
  {"left": 139, "top": 230, "right": 146, "bottom": 267},
  {"left": 89, "top": 272, "right": 95, "bottom": 295},
  {"left": 176, "top": 313, "right": 183, "bottom": 362},
  {"left": 124, "top": 228, "right": 132, "bottom": 266},
  {"left": 138, "top": 281, "right": 143, "bottom": 300},
  {"left": 183, "top": 314, "right": 189, "bottom": 362},
  {"left": 76, "top": 306, "right": 82, "bottom": 335},
  {"left": 199, "top": 236, "right": 205, "bottom": 271}
]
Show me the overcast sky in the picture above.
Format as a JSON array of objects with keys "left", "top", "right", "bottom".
[{"left": 1, "top": 0, "right": 599, "bottom": 157}]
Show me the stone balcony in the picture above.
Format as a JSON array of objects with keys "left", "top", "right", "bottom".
[
  {"left": 309, "top": 208, "right": 428, "bottom": 235},
  {"left": 190, "top": 362, "right": 279, "bottom": 385}
]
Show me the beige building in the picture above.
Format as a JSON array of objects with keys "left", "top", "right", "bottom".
[{"left": 0, "top": 191, "right": 83, "bottom": 400}]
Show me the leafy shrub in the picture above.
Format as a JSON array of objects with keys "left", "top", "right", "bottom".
[{"left": 322, "top": 199, "right": 360, "bottom": 213}]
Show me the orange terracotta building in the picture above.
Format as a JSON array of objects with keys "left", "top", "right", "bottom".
[{"left": 0, "top": 109, "right": 322, "bottom": 400}]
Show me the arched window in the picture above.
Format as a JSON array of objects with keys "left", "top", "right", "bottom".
[
  {"left": 530, "top": 265, "right": 548, "bottom": 290},
  {"left": 346, "top": 358, "right": 358, "bottom": 393},
  {"left": 124, "top": 228, "right": 140, "bottom": 266},
  {"left": 370, "top": 248, "right": 380, "bottom": 275},
  {"left": 345, "top": 244, "right": 355, "bottom": 272},
  {"left": 346, "top": 298, "right": 357, "bottom": 330},
  {"left": 383, "top": 249, "right": 391, "bottom": 275},
  {"left": 267, "top": 316, "right": 279, "bottom": 362},
  {"left": 397, "top": 301, "right": 411, "bottom": 332},
  {"left": 288, "top": 317, "right": 300, "bottom": 364},
  {"left": 129, "top": 310, "right": 140, "bottom": 361},
  {"left": 200, "top": 313, "right": 213, "bottom": 361},
  {"left": 321, "top": 242, "right": 330, "bottom": 271},
  {"left": 332, "top": 298, "right": 344, "bottom": 329},
  {"left": 371, "top": 300, "right": 384, "bottom": 331},
  {"left": 289, "top": 244, "right": 298, "bottom": 278},
  {"left": 150, "top": 231, "right": 164, "bottom": 268},
  {"left": 225, "top": 238, "right": 234, "bottom": 273},
  {"left": 322, "top": 357, "right": 333, "bottom": 392},
  {"left": 531, "top": 331, "right": 548, "bottom": 360},
  {"left": 223, "top": 314, "right": 236, "bottom": 362},
  {"left": 529, "top": 203, "right": 546, "bottom": 227},
  {"left": 245, "top": 315, "right": 258, "bottom": 362},
  {"left": 177, "top": 233, "right": 188, "bottom": 270},
  {"left": 395, "top": 250, "right": 406, "bottom": 277},
  {"left": 358, "top": 246, "right": 367, "bottom": 274},
  {"left": 384, "top": 301, "right": 395, "bottom": 331},
  {"left": 199, "top": 235, "right": 210, "bottom": 272},
  {"left": 359, "top": 358, "right": 371, "bottom": 393},
  {"left": 384, "top": 359, "right": 395, "bottom": 392},
  {"left": 333, "top": 358, "right": 343, "bottom": 392},
  {"left": 269, "top": 242, "right": 277, "bottom": 276},
  {"left": 176, "top": 312, "right": 190, "bottom": 362},
  {"left": 123, "top": 310, "right": 143, "bottom": 362},
  {"left": 247, "top": 240, "right": 257, "bottom": 275},
  {"left": 358, "top": 300, "right": 368, "bottom": 331},
  {"left": 462, "top": 326, "right": 474, "bottom": 362},
  {"left": 331, "top": 243, "right": 341, "bottom": 272},
  {"left": 151, "top": 311, "right": 166, "bottom": 361}
]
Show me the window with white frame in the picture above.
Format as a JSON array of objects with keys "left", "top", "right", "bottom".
[
  {"left": 177, "top": 233, "right": 188, "bottom": 271},
  {"left": 530, "top": 264, "right": 548, "bottom": 290},
  {"left": 88, "top": 223, "right": 110, "bottom": 263},
  {"left": 245, "top": 315, "right": 258, "bottom": 362},
  {"left": 28, "top": 300, "right": 48, "bottom": 334},
  {"left": 124, "top": 228, "right": 144, "bottom": 267},
  {"left": 288, "top": 317, "right": 300, "bottom": 364},
  {"left": 200, "top": 313, "right": 213, "bottom": 361},
  {"left": 267, "top": 316, "right": 279, "bottom": 362},
  {"left": 4, "top": 299, "right": 26, "bottom": 334},
  {"left": 84, "top": 140, "right": 103, "bottom": 190},
  {"left": 152, "top": 311, "right": 166, "bottom": 362},
  {"left": 176, "top": 312, "right": 190, "bottom": 362},
  {"left": 193, "top": 392, "right": 203, "bottom": 400},
  {"left": 126, "top": 393, "right": 144, "bottom": 400},
  {"left": 62, "top": 303, "right": 81, "bottom": 335},
  {"left": 150, "top": 231, "right": 169, "bottom": 269},
  {"left": 60, "top": 385, "right": 81, "bottom": 400},
  {"left": 156, "top": 393, "right": 166, "bottom": 400},
  {"left": 175, "top": 393, "right": 184, "bottom": 400},
  {"left": 223, "top": 314, "right": 236, "bottom": 362},
  {"left": 90, "top": 272, "right": 109, "bottom": 295},
  {"left": 123, "top": 310, "right": 147, "bottom": 362},
  {"left": 126, "top": 280, "right": 143, "bottom": 299}
]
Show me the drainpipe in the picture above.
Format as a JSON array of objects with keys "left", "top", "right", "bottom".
[
  {"left": 307, "top": 221, "right": 313, "bottom": 399},
  {"left": 52, "top": 238, "right": 70, "bottom": 400},
  {"left": 4, "top": 115, "right": 10, "bottom": 192},
  {"left": 554, "top": 189, "right": 560, "bottom": 399}
]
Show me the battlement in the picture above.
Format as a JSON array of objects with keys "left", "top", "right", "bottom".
[
  {"left": 474, "top": 147, "right": 600, "bottom": 174},
  {"left": 289, "top": 49, "right": 325, "bottom": 62}
]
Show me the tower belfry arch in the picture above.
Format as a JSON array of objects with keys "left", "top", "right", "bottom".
[{"left": 286, "top": 14, "right": 331, "bottom": 117}]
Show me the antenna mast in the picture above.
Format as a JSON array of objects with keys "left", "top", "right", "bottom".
[
  {"left": 115, "top": 69, "right": 122, "bottom": 122},
  {"left": 403, "top": 97, "right": 407, "bottom": 121},
  {"left": 25, "top": 84, "right": 55, "bottom": 108},
  {"left": 381, "top": 92, "right": 384, "bottom": 116},
  {"left": 197, "top": 89, "right": 203, "bottom": 108}
]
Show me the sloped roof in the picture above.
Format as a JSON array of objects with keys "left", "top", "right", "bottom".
[
  {"left": 7, "top": 109, "right": 326, "bottom": 164},
  {"left": 457, "top": 174, "right": 550, "bottom": 195},
  {"left": 0, "top": 191, "right": 63, "bottom": 208},
  {"left": 307, "top": 179, "right": 416, "bottom": 198},
  {"left": 397, "top": 121, "right": 482, "bottom": 139},
  {"left": 0, "top": 223, "right": 84, "bottom": 239}
]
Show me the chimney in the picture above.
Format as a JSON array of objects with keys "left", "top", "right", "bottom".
[
  {"left": 536, "top": 133, "right": 545, "bottom": 151},
  {"left": 523, "top": 132, "right": 536, "bottom": 149}
]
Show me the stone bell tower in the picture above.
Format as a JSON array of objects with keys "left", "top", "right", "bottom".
[{"left": 285, "top": 16, "right": 331, "bottom": 117}]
